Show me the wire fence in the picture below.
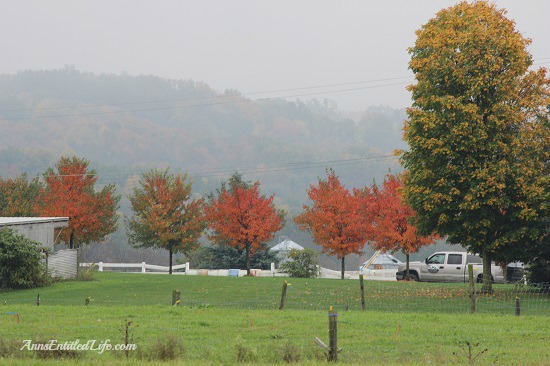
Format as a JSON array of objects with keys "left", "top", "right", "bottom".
[
  {"left": 0, "top": 275, "right": 548, "bottom": 364},
  {"left": 1, "top": 275, "right": 548, "bottom": 316}
]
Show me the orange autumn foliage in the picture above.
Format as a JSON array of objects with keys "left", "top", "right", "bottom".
[
  {"left": 36, "top": 156, "right": 119, "bottom": 249},
  {"left": 294, "top": 170, "right": 373, "bottom": 279},
  {"left": 371, "top": 174, "right": 437, "bottom": 256},
  {"left": 204, "top": 175, "right": 283, "bottom": 275},
  {"left": 127, "top": 169, "right": 204, "bottom": 274}
]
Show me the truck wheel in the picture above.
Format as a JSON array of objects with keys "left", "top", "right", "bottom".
[{"left": 407, "top": 273, "right": 419, "bottom": 282}]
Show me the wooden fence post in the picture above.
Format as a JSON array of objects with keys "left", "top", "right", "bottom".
[
  {"left": 328, "top": 307, "right": 338, "bottom": 361},
  {"left": 515, "top": 297, "right": 521, "bottom": 316},
  {"left": 279, "top": 281, "right": 289, "bottom": 310},
  {"left": 142, "top": 262, "right": 146, "bottom": 273},
  {"left": 359, "top": 274, "right": 365, "bottom": 311},
  {"left": 468, "top": 264, "right": 475, "bottom": 314},
  {"left": 98, "top": 262, "right": 103, "bottom": 272}
]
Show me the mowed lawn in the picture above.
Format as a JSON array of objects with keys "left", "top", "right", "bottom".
[{"left": 0, "top": 273, "right": 548, "bottom": 365}]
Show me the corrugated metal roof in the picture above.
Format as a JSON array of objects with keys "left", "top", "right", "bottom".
[
  {"left": 270, "top": 239, "right": 304, "bottom": 251},
  {"left": 0, "top": 217, "right": 69, "bottom": 226}
]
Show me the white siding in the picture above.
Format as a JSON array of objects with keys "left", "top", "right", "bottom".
[{"left": 48, "top": 249, "right": 78, "bottom": 279}]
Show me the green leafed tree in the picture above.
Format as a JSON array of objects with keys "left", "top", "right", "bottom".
[
  {"left": 401, "top": 2, "right": 550, "bottom": 292},
  {"left": 127, "top": 168, "right": 205, "bottom": 274}
]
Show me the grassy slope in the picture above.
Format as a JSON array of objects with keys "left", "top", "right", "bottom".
[{"left": 0, "top": 273, "right": 548, "bottom": 365}]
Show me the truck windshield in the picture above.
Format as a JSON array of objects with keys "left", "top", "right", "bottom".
[{"left": 427, "top": 254, "right": 445, "bottom": 264}]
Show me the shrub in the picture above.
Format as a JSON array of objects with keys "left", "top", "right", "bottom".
[
  {"left": 236, "top": 337, "right": 257, "bottom": 363},
  {"left": 181, "top": 244, "right": 280, "bottom": 270},
  {"left": 0, "top": 228, "right": 51, "bottom": 289},
  {"left": 281, "top": 341, "right": 301, "bottom": 363},
  {"left": 280, "top": 248, "right": 319, "bottom": 278},
  {"left": 76, "top": 263, "right": 98, "bottom": 281},
  {"left": 148, "top": 335, "right": 185, "bottom": 361}
]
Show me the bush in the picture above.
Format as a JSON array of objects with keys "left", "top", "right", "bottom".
[
  {"left": 148, "top": 335, "right": 185, "bottom": 361},
  {"left": 280, "top": 248, "right": 319, "bottom": 278},
  {"left": 527, "top": 258, "right": 550, "bottom": 284},
  {"left": 182, "top": 244, "right": 280, "bottom": 270},
  {"left": 0, "top": 228, "right": 51, "bottom": 289}
]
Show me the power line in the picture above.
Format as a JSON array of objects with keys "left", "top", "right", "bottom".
[
  {"left": 6, "top": 154, "right": 398, "bottom": 186},
  {"left": 0, "top": 77, "right": 413, "bottom": 114},
  {"left": 0, "top": 82, "right": 411, "bottom": 121}
]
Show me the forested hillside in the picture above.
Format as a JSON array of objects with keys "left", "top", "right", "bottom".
[{"left": 0, "top": 68, "right": 416, "bottom": 268}]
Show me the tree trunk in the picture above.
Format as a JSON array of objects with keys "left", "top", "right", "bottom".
[
  {"left": 481, "top": 248, "right": 493, "bottom": 293},
  {"left": 341, "top": 256, "right": 345, "bottom": 280},
  {"left": 405, "top": 253, "right": 410, "bottom": 280},
  {"left": 245, "top": 243, "right": 251, "bottom": 276},
  {"left": 169, "top": 245, "right": 173, "bottom": 275},
  {"left": 69, "top": 231, "right": 74, "bottom": 250}
]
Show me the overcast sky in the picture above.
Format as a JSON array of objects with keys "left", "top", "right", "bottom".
[{"left": 1, "top": 1, "right": 548, "bottom": 111}]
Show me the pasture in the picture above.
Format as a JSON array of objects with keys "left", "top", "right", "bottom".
[{"left": 0, "top": 273, "right": 548, "bottom": 365}]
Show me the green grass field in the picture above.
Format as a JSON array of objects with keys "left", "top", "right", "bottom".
[{"left": 0, "top": 273, "right": 548, "bottom": 365}]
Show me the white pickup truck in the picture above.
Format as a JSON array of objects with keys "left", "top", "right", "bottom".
[{"left": 395, "top": 251, "right": 507, "bottom": 283}]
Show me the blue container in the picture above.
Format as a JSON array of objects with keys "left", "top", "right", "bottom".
[{"left": 228, "top": 269, "right": 239, "bottom": 277}]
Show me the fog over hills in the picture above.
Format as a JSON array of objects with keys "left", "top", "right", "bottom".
[{"left": 0, "top": 69, "right": 434, "bottom": 269}]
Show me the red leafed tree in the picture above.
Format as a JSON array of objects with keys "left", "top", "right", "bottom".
[
  {"left": 204, "top": 173, "right": 284, "bottom": 275},
  {"left": 294, "top": 169, "right": 373, "bottom": 279},
  {"left": 127, "top": 169, "right": 205, "bottom": 274},
  {"left": 36, "top": 156, "right": 119, "bottom": 249},
  {"left": 371, "top": 173, "right": 438, "bottom": 279}
]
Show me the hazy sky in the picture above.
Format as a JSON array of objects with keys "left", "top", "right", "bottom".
[{"left": 1, "top": 1, "right": 548, "bottom": 111}]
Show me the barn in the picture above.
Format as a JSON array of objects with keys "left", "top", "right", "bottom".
[{"left": 0, "top": 217, "right": 76, "bottom": 279}]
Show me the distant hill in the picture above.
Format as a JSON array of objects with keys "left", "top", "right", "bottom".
[{"left": 0, "top": 68, "right": 409, "bottom": 268}]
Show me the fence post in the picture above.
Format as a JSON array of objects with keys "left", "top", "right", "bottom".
[
  {"left": 515, "top": 297, "right": 521, "bottom": 316},
  {"left": 359, "top": 274, "right": 365, "bottom": 311},
  {"left": 279, "top": 281, "right": 289, "bottom": 310},
  {"left": 36, "top": 294, "right": 40, "bottom": 306},
  {"left": 185, "top": 262, "right": 190, "bottom": 274},
  {"left": 328, "top": 307, "right": 338, "bottom": 362},
  {"left": 98, "top": 262, "right": 103, "bottom": 272},
  {"left": 142, "top": 262, "right": 146, "bottom": 273},
  {"left": 468, "top": 264, "right": 475, "bottom": 314},
  {"left": 271, "top": 262, "right": 275, "bottom": 273},
  {"left": 172, "top": 290, "right": 181, "bottom": 306}
]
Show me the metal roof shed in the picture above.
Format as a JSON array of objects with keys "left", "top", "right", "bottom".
[
  {"left": 0, "top": 217, "right": 69, "bottom": 250},
  {"left": 0, "top": 217, "right": 76, "bottom": 279}
]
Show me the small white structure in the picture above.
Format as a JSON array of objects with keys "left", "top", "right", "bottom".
[
  {"left": 270, "top": 237, "right": 304, "bottom": 253},
  {"left": 0, "top": 217, "right": 76, "bottom": 278},
  {"left": 270, "top": 237, "right": 304, "bottom": 265}
]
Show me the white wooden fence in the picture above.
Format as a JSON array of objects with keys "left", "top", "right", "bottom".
[
  {"left": 79, "top": 262, "right": 396, "bottom": 280},
  {"left": 80, "top": 262, "right": 189, "bottom": 273},
  {"left": 79, "top": 262, "right": 279, "bottom": 276}
]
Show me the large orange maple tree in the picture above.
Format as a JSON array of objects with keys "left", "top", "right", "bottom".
[
  {"left": 127, "top": 169, "right": 205, "bottom": 274},
  {"left": 371, "top": 173, "right": 438, "bottom": 279},
  {"left": 36, "top": 156, "right": 119, "bottom": 249},
  {"left": 204, "top": 173, "right": 284, "bottom": 275},
  {"left": 294, "top": 169, "right": 373, "bottom": 279}
]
